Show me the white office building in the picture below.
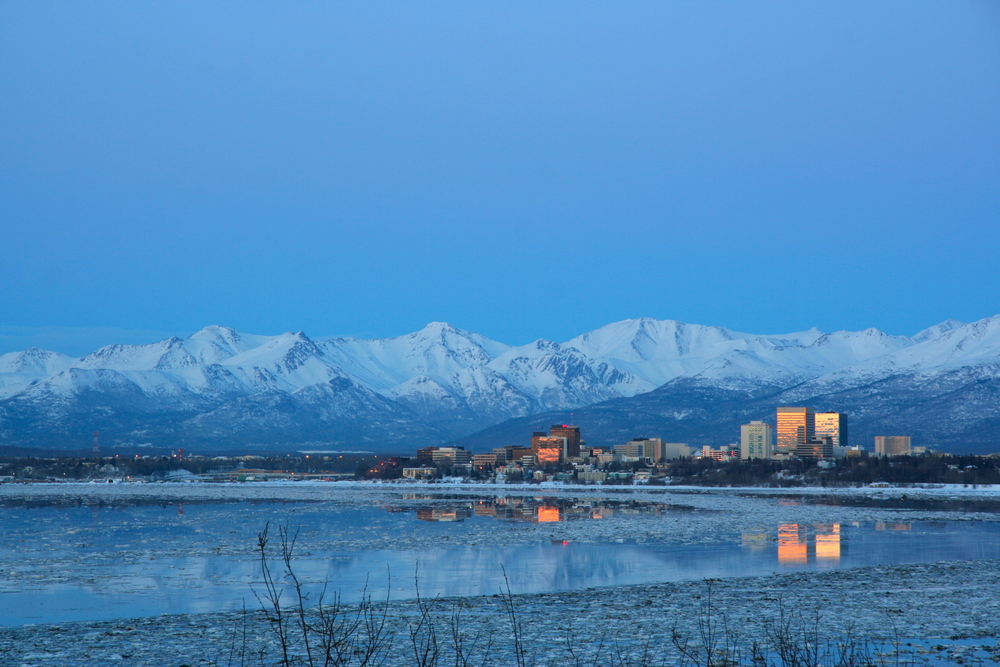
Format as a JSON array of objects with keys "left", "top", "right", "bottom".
[{"left": 741, "top": 421, "right": 773, "bottom": 459}]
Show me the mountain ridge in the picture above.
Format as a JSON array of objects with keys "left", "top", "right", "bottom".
[{"left": 1, "top": 316, "right": 999, "bottom": 452}]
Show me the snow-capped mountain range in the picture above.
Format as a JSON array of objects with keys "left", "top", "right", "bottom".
[{"left": 2, "top": 315, "right": 999, "bottom": 452}]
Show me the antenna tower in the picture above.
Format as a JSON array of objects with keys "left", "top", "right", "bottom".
[{"left": 93, "top": 431, "right": 100, "bottom": 458}]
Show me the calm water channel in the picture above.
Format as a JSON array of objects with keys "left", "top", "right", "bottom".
[{"left": 3, "top": 494, "right": 1000, "bottom": 626}]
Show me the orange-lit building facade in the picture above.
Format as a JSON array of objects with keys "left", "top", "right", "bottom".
[
  {"left": 529, "top": 425, "right": 583, "bottom": 462},
  {"left": 549, "top": 425, "right": 582, "bottom": 458},
  {"left": 815, "top": 412, "right": 848, "bottom": 449},
  {"left": 532, "top": 435, "right": 566, "bottom": 463},
  {"left": 776, "top": 407, "right": 814, "bottom": 453}
]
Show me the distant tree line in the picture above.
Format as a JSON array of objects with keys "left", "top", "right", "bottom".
[
  {"left": 665, "top": 454, "right": 1000, "bottom": 487},
  {"left": 0, "top": 452, "right": 396, "bottom": 481},
  {"left": 4, "top": 451, "right": 1000, "bottom": 487}
]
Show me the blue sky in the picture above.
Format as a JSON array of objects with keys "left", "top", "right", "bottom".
[{"left": 2, "top": 2, "right": 998, "bottom": 355}]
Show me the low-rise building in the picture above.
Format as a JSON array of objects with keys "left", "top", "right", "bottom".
[
  {"left": 795, "top": 437, "right": 833, "bottom": 459},
  {"left": 615, "top": 438, "right": 691, "bottom": 461},
  {"left": 662, "top": 442, "right": 693, "bottom": 459},
  {"left": 472, "top": 453, "right": 499, "bottom": 467},
  {"left": 875, "top": 436, "right": 912, "bottom": 456},
  {"left": 431, "top": 447, "right": 471, "bottom": 465},
  {"left": 700, "top": 445, "right": 740, "bottom": 461},
  {"left": 416, "top": 447, "right": 439, "bottom": 464}
]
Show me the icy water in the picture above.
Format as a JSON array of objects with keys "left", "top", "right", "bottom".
[{"left": 3, "top": 492, "right": 1000, "bottom": 626}]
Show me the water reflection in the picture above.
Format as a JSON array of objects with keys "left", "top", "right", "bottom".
[
  {"left": 399, "top": 495, "right": 687, "bottom": 523},
  {"left": 417, "top": 508, "right": 473, "bottom": 522},
  {"left": 777, "top": 524, "right": 808, "bottom": 565},
  {"left": 741, "top": 532, "right": 769, "bottom": 551},
  {"left": 8, "top": 518, "right": 999, "bottom": 627},
  {"left": 744, "top": 521, "right": 920, "bottom": 569},
  {"left": 5, "top": 496, "right": 1000, "bottom": 627},
  {"left": 772, "top": 524, "right": 841, "bottom": 566},
  {"left": 876, "top": 522, "right": 912, "bottom": 531},
  {"left": 815, "top": 525, "right": 841, "bottom": 561}
]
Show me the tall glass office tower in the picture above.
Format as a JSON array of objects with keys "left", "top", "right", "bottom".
[
  {"left": 776, "top": 407, "right": 814, "bottom": 453},
  {"left": 815, "top": 412, "right": 848, "bottom": 449}
]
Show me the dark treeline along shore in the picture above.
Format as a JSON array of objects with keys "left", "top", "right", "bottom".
[{"left": 5, "top": 451, "right": 1000, "bottom": 488}]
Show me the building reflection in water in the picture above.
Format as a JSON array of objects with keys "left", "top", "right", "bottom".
[
  {"left": 399, "top": 495, "right": 689, "bottom": 523},
  {"left": 537, "top": 506, "right": 561, "bottom": 522},
  {"left": 769, "top": 523, "right": 841, "bottom": 565},
  {"left": 875, "top": 521, "right": 912, "bottom": 531},
  {"left": 778, "top": 524, "right": 808, "bottom": 565},
  {"left": 416, "top": 507, "right": 473, "bottom": 522},
  {"left": 814, "top": 524, "right": 840, "bottom": 561},
  {"left": 741, "top": 532, "right": 769, "bottom": 552}
]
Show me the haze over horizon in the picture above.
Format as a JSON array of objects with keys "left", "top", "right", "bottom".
[{"left": 2, "top": 2, "right": 998, "bottom": 355}]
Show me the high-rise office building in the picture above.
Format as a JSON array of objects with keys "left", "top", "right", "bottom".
[
  {"left": 741, "top": 421, "right": 773, "bottom": 459},
  {"left": 531, "top": 435, "right": 566, "bottom": 463},
  {"left": 776, "top": 407, "right": 814, "bottom": 453},
  {"left": 874, "top": 436, "right": 911, "bottom": 456},
  {"left": 815, "top": 412, "right": 849, "bottom": 449},
  {"left": 549, "top": 425, "right": 582, "bottom": 458}
]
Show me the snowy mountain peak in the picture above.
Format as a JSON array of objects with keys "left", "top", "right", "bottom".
[
  {"left": 73, "top": 337, "right": 196, "bottom": 371},
  {"left": 913, "top": 319, "right": 966, "bottom": 343},
  {"left": 228, "top": 330, "right": 320, "bottom": 362},
  {"left": 925, "top": 315, "right": 1000, "bottom": 362},
  {"left": 0, "top": 347, "right": 75, "bottom": 375},
  {"left": 566, "top": 318, "right": 740, "bottom": 363},
  {"left": 191, "top": 324, "right": 237, "bottom": 336},
  {"left": 418, "top": 321, "right": 458, "bottom": 334},
  {"left": 406, "top": 322, "right": 473, "bottom": 346},
  {"left": 528, "top": 339, "right": 561, "bottom": 352},
  {"left": 189, "top": 325, "right": 244, "bottom": 347},
  {"left": 403, "top": 321, "right": 509, "bottom": 355},
  {"left": 809, "top": 327, "right": 906, "bottom": 348}
]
